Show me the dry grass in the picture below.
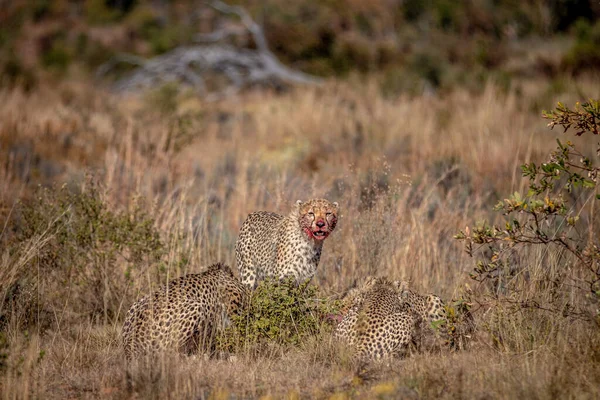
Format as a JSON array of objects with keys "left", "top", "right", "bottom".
[{"left": 0, "top": 75, "right": 599, "bottom": 399}]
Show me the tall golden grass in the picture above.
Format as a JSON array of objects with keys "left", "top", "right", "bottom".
[{"left": 0, "top": 76, "right": 599, "bottom": 398}]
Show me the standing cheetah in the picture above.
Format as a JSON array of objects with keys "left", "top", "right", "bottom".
[
  {"left": 122, "top": 263, "right": 247, "bottom": 359},
  {"left": 235, "top": 198, "right": 339, "bottom": 288}
]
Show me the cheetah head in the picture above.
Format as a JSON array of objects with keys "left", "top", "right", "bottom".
[
  {"left": 296, "top": 198, "right": 339, "bottom": 241},
  {"left": 208, "top": 263, "right": 249, "bottom": 314}
]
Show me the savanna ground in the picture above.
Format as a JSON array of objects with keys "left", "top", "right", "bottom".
[{"left": 1, "top": 71, "right": 599, "bottom": 399}]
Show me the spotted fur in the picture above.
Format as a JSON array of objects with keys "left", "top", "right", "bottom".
[
  {"left": 397, "top": 281, "right": 447, "bottom": 329},
  {"left": 335, "top": 277, "right": 419, "bottom": 360},
  {"left": 122, "top": 263, "right": 247, "bottom": 359},
  {"left": 236, "top": 199, "right": 339, "bottom": 288}
]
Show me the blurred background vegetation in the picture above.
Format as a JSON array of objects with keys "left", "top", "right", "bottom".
[
  {"left": 1, "top": 0, "right": 599, "bottom": 94},
  {"left": 0, "top": 1, "right": 599, "bottom": 398}
]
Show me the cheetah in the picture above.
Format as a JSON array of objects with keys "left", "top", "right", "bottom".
[
  {"left": 335, "top": 277, "right": 420, "bottom": 360},
  {"left": 400, "top": 281, "right": 477, "bottom": 349},
  {"left": 122, "top": 263, "right": 247, "bottom": 359},
  {"left": 397, "top": 280, "right": 447, "bottom": 330},
  {"left": 236, "top": 198, "right": 339, "bottom": 288}
]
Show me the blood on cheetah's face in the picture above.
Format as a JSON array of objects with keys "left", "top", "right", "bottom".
[{"left": 297, "top": 199, "right": 339, "bottom": 241}]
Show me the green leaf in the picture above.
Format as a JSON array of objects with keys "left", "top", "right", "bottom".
[
  {"left": 430, "top": 319, "right": 446, "bottom": 331},
  {"left": 582, "top": 179, "right": 596, "bottom": 189},
  {"left": 541, "top": 162, "right": 561, "bottom": 173}
]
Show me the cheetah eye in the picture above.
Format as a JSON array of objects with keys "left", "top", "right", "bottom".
[
  {"left": 326, "top": 212, "right": 332, "bottom": 216},
  {"left": 308, "top": 212, "right": 315, "bottom": 216}
]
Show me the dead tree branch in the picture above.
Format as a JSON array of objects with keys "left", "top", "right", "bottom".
[{"left": 97, "top": 1, "right": 322, "bottom": 98}]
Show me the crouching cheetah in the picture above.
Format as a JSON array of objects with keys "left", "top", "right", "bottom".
[
  {"left": 397, "top": 281, "right": 447, "bottom": 330},
  {"left": 335, "top": 277, "right": 420, "bottom": 360},
  {"left": 403, "top": 281, "right": 478, "bottom": 349},
  {"left": 236, "top": 198, "right": 339, "bottom": 288},
  {"left": 122, "top": 263, "right": 247, "bottom": 359}
]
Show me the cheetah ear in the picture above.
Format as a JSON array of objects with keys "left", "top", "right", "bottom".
[
  {"left": 333, "top": 201, "right": 339, "bottom": 209},
  {"left": 393, "top": 280, "right": 409, "bottom": 292},
  {"left": 364, "top": 275, "right": 377, "bottom": 287},
  {"left": 292, "top": 200, "right": 303, "bottom": 214}
]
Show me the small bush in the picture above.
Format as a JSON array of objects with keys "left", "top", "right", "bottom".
[
  {"left": 75, "top": 33, "right": 115, "bottom": 70},
  {"left": 217, "top": 278, "right": 341, "bottom": 353},
  {"left": 410, "top": 51, "right": 445, "bottom": 89},
  {"left": 455, "top": 99, "right": 600, "bottom": 345},
  {"left": 40, "top": 38, "right": 72, "bottom": 72},
  {"left": 145, "top": 82, "right": 180, "bottom": 115},
  {"left": 444, "top": 296, "right": 476, "bottom": 350},
  {"left": 331, "top": 33, "right": 377, "bottom": 74},
  {"left": 1, "top": 55, "right": 38, "bottom": 91},
  {"left": 140, "top": 23, "right": 193, "bottom": 55},
  {"left": 85, "top": 0, "right": 122, "bottom": 25},
  {"left": 562, "top": 19, "right": 600, "bottom": 72},
  {"left": 1, "top": 180, "right": 166, "bottom": 330},
  {"left": 378, "top": 67, "right": 424, "bottom": 98},
  {"left": 434, "top": 0, "right": 462, "bottom": 32},
  {"left": 31, "top": 0, "right": 52, "bottom": 22},
  {"left": 125, "top": 5, "right": 161, "bottom": 41}
]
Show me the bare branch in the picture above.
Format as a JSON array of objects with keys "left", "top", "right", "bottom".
[
  {"left": 208, "top": 0, "right": 270, "bottom": 53},
  {"left": 193, "top": 25, "right": 247, "bottom": 43},
  {"left": 97, "top": 1, "right": 322, "bottom": 98}
]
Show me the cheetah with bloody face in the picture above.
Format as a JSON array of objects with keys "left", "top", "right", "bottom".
[
  {"left": 235, "top": 199, "right": 339, "bottom": 289},
  {"left": 122, "top": 263, "right": 247, "bottom": 359}
]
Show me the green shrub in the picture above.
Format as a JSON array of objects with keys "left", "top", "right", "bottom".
[
  {"left": 444, "top": 297, "right": 475, "bottom": 350},
  {"left": 1, "top": 55, "right": 38, "bottom": 91},
  {"left": 434, "top": 0, "right": 461, "bottom": 31},
  {"left": 455, "top": 99, "right": 600, "bottom": 337},
  {"left": 125, "top": 5, "right": 161, "bottom": 40},
  {"left": 403, "top": 0, "right": 426, "bottom": 22},
  {"left": 332, "top": 33, "right": 377, "bottom": 74},
  {"left": 217, "top": 278, "right": 341, "bottom": 352},
  {"left": 144, "top": 24, "right": 193, "bottom": 55},
  {"left": 31, "top": 0, "right": 52, "bottom": 22},
  {"left": 562, "top": 19, "right": 600, "bottom": 72},
  {"left": 475, "top": 38, "right": 505, "bottom": 69},
  {"left": 550, "top": 0, "right": 596, "bottom": 32},
  {"left": 410, "top": 51, "right": 445, "bottom": 88},
  {"left": 40, "top": 38, "right": 72, "bottom": 72},
  {"left": 19, "top": 183, "right": 164, "bottom": 265},
  {"left": 75, "top": 33, "right": 115, "bottom": 70},
  {"left": 85, "top": 0, "right": 122, "bottom": 25},
  {"left": 145, "top": 82, "right": 180, "bottom": 115},
  {"left": 2, "top": 180, "right": 166, "bottom": 330},
  {"left": 379, "top": 67, "right": 420, "bottom": 98}
]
